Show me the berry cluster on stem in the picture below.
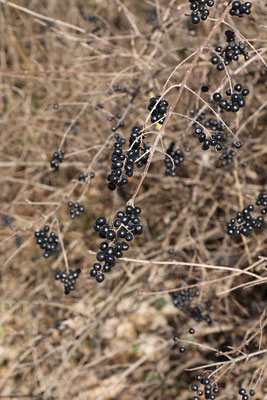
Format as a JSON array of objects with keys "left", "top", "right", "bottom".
[
  {"left": 213, "top": 83, "right": 250, "bottom": 113},
  {"left": 190, "top": 376, "right": 219, "bottom": 400},
  {"left": 210, "top": 30, "right": 249, "bottom": 72},
  {"left": 107, "top": 131, "right": 149, "bottom": 191},
  {"left": 148, "top": 96, "right": 169, "bottom": 124},
  {"left": 164, "top": 142, "right": 184, "bottom": 176},
  {"left": 238, "top": 387, "right": 255, "bottom": 400},
  {"left": 191, "top": 109, "right": 243, "bottom": 161},
  {"left": 226, "top": 194, "right": 266, "bottom": 237},
  {"left": 171, "top": 285, "right": 213, "bottom": 326},
  {"left": 90, "top": 205, "right": 143, "bottom": 283},
  {"left": 50, "top": 150, "right": 65, "bottom": 171},
  {"left": 188, "top": 0, "right": 215, "bottom": 24},
  {"left": 67, "top": 201, "right": 85, "bottom": 219},
  {"left": 34, "top": 226, "right": 60, "bottom": 258},
  {"left": 55, "top": 268, "right": 81, "bottom": 295},
  {"left": 229, "top": 1, "right": 252, "bottom": 17},
  {"left": 78, "top": 172, "right": 95, "bottom": 181}
]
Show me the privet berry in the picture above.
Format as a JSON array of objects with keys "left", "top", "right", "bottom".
[
  {"left": 148, "top": 96, "right": 168, "bottom": 125},
  {"left": 67, "top": 202, "right": 85, "bottom": 219},
  {"left": 201, "top": 85, "right": 209, "bottom": 92},
  {"left": 229, "top": 1, "right": 252, "bottom": 17},
  {"left": 34, "top": 226, "right": 60, "bottom": 258},
  {"left": 187, "top": 0, "right": 215, "bottom": 24},
  {"left": 210, "top": 30, "right": 249, "bottom": 72},
  {"left": 90, "top": 205, "right": 143, "bottom": 282},
  {"left": 50, "top": 150, "right": 65, "bottom": 171},
  {"left": 55, "top": 268, "right": 81, "bottom": 295},
  {"left": 164, "top": 141, "right": 184, "bottom": 176}
]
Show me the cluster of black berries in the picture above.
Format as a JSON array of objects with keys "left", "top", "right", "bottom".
[
  {"left": 111, "top": 120, "right": 125, "bottom": 132},
  {"left": 55, "top": 268, "right": 81, "bottom": 295},
  {"left": 34, "top": 226, "right": 60, "bottom": 258},
  {"left": 170, "top": 285, "right": 213, "bottom": 326},
  {"left": 107, "top": 112, "right": 125, "bottom": 132},
  {"left": 107, "top": 134, "right": 127, "bottom": 190},
  {"left": 238, "top": 388, "right": 255, "bottom": 400},
  {"left": 190, "top": 377, "right": 219, "bottom": 400},
  {"left": 128, "top": 128, "right": 150, "bottom": 168},
  {"left": 229, "top": 1, "right": 252, "bottom": 17},
  {"left": 211, "top": 30, "right": 249, "bottom": 71},
  {"left": 66, "top": 120, "right": 80, "bottom": 135},
  {"left": 91, "top": 205, "right": 143, "bottom": 282},
  {"left": 67, "top": 202, "right": 85, "bottom": 219},
  {"left": 213, "top": 84, "right": 249, "bottom": 113},
  {"left": 191, "top": 303, "right": 213, "bottom": 325},
  {"left": 188, "top": 0, "right": 214, "bottom": 24},
  {"left": 168, "top": 249, "right": 180, "bottom": 259},
  {"left": 191, "top": 109, "right": 244, "bottom": 165},
  {"left": 148, "top": 96, "right": 168, "bottom": 124},
  {"left": 218, "top": 140, "right": 243, "bottom": 166},
  {"left": 192, "top": 109, "right": 226, "bottom": 151},
  {"left": 1, "top": 214, "right": 15, "bottom": 226},
  {"left": 256, "top": 192, "right": 267, "bottom": 214},
  {"left": 171, "top": 286, "right": 200, "bottom": 309},
  {"left": 107, "top": 132, "right": 149, "bottom": 191},
  {"left": 50, "top": 150, "right": 65, "bottom": 171},
  {"left": 78, "top": 172, "right": 95, "bottom": 181},
  {"left": 164, "top": 142, "right": 184, "bottom": 176},
  {"left": 226, "top": 200, "right": 265, "bottom": 237}
]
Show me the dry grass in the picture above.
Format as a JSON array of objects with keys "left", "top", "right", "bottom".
[{"left": 0, "top": 1, "right": 266, "bottom": 399}]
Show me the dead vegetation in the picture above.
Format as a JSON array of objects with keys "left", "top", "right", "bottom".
[{"left": 0, "top": 1, "right": 266, "bottom": 399}]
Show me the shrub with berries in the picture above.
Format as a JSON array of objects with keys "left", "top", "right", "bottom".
[{"left": 6, "top": 1, "right": 266, "bottom": 398}]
